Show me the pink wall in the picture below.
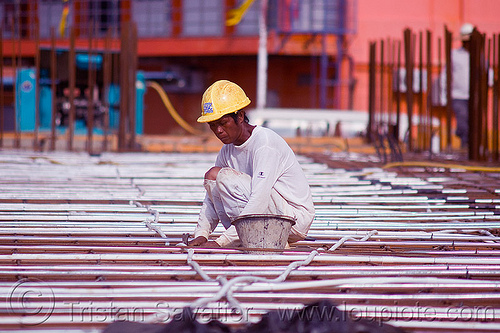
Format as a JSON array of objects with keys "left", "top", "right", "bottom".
[{"left": 349, "top": 0, "right": 500, "bottom": 111}]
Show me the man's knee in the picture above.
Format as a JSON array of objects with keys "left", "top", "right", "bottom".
[{"left": 204, "top": 167, "right": 222, "bottom": 180}]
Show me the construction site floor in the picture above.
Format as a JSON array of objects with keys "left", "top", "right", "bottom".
[{"left": 1, "top": 133, "right": 500, "bottom": 333}]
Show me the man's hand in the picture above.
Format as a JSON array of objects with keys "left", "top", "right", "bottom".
[
  {"left": 188, "top": 236, "right": 221, "bottom": 248},
  {"left": 189, "top": 236, "right": 208, "bottom": 246}
]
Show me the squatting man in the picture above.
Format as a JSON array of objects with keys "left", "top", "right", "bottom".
[{"left": 189, "top": 80, "right": 315, "bottom": 247}]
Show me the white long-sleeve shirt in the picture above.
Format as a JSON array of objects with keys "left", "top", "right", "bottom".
[
  {"left": 194, "top": 126, "right": 315, "bottom": 246},
  {"left": 450, "top": 47, "right": 470, "bottom": 100},
  {"left": 436, "top": 47, "right": 493, "bottom": 105}
]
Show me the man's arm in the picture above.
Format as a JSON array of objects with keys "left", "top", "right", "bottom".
[
  {"left": 191, "top": 195, "right": 219, "bottom": 246},
  {"left": 214, "top": 225, "right": 239, "bottom": 247}
]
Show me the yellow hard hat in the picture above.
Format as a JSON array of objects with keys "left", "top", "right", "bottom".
[{"left": 197, "top": 80, "right": 251, "bottom": 123}]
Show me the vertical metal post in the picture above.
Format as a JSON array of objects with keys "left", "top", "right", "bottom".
[
  {"left": 12, "top": 19, "right": 19, "bottom": 148},
  {"left": 379, "top": 39, "right": 385, "bottom": 126},
  {"left": 469, "top": 30, "right": 481, "bottom": 160},
  {"left": 444, "top": 26, "right": 452, "bottom": 151},
  {"left": 437, "top": 37, "right": 445, "bottom": 151},
  {"left": 311, "top": 55, "right": 318, "bottom": 108},
  {"left": 388, "top": 38, "right": 393, "bottom": 133},
  {"left": 68, "top": 27, "right": 76, "bottom": 151},
  {"left": 50, "top": 27, "right": 57, "bottom": 151},
  {"left": 87, "top": 25, "right": 95, "bottom": 154},
  {"left": 15, "top": 2, "right": 22, "bottom": 148},
  {"left": 367, "top": 41, "right": 376, "bottom": 142},
  {"left": 319, "top": 35, "right": 328, "bottom": 109},
  {"left": 481, "top": 34, "right": 488, "bottom": 160},
  {"left": 335, "top": 0, "right": 347, "bottom": 109},
  {"left": 118, "top": 21, "right": 129, "bottom": 151},
  {"left": 494, "top": 34, "right": 500, "bottom": 161},
  {"left": 128, "top": 22, "right": 137, "bottom": 150},
  {"left": 33, "top": 25, "right": 40, "bottom": 151},
  {"left": 404, "top": 28, "right": 414, "bottom": 151},
  {"left": 396, "top": 40, "right": 401, "bottom": 141},
  {"left": 418, "top": 31, "right": 424, "bottom": 151},
  {"left": 257, "top": 0, "right": 268, "bottom": 110},
  {"left": 426, "top": 30, "right": 433, "bottom": 153},
  {"left": 0, "top": 28, "right": 3, "bottom": 148},
  {"left": 484, "top": 37, "right": 492, "bottom": 159},
  {"left": 102, "top": 29, "right": 112, "bottom": 152}
]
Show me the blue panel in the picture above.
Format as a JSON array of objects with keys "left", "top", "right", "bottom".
[
  {"left": 76, "top": 53, "right": 103, "bottom": 70},
  {"left": 15, "top": 68, "right": 37, "bottom": 132},
  {"left": 135, "top": 71, "right": 145, "bottom": 135},
  {"left": 106, "top": 72, "right": 145, "bottom": 135}
]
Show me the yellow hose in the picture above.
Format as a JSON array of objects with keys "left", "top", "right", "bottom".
[
  {"left": 383, "top": 161, "right": 500, "bottom": 173},
  {"left": 146, "top": 81, "right": 204, "bottom": 136}
]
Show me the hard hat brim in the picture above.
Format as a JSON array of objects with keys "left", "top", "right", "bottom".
[{"left": 197, "top": 98, "right": 251, "bottom": 123}]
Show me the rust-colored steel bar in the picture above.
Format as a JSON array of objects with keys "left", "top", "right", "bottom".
[
  {"left": 389, "top": 39, "right": 395, "bottom": 139},
  {"left": 379, "top": 39, "right": 384, "bottom": 128},
  {"left": 494, "top": 34, "right": 500, "bottom": 161},
  {"left": 102, "top": 29, "right": 112, "bottom": 152},
  {"left": 50, "top": 27, "right": 57, "bottom": 151},
  {"left": 87, "top": 25, "right": 95, "bottom": 155},
  {"left": 388, "top": 38, "right": 394, "bottom": 128},
  {"left": 444, "top": 26, "right": 452, "bottom": 151},
  {"left": 469, "top": 30, "right": 482, "bottom": 160},
  {"left": 367, "top": 41, "right": 376, "bottom": 142},
  {"left": 426, "top": 30, "right": 433, "bottom": 153},
  {"left": 418, "top": 31, "right": 424, "bottom": 151},
  {"left": 67, "top": 27, "right": 76, "bottom": 151},
  {"left": 404, "top": 28, "right": 414, "bottom": 151},
  {"left": 12, "top": 22, "right": 19, "bottom": 148},
  {"left": 128, "top": 22, "right": 138, "bottom": 150},
  {"left": 33, "top": 26, "right": 40, "bottom": 151},
  {"left": 0, "top": 28, "right": 3, "bottom": 148},
  {"left": 482, "top": 36, "right": 491, "bottom": 160},
  {"left": 437, "top": 37, "right": 445, "bottom": 151},
  {"left": 16, "top": 10, "right": 22, "bottom": 148},
  {"left": 118, "top": 21, "right": 130, "bottom": 151},
  {"left": 396, "top": 40, "right": 401, "bottom": 140}
]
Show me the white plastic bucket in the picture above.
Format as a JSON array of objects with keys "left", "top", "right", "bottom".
[{"left": 232, "top": 214, "right": 295, "bottom": 254}]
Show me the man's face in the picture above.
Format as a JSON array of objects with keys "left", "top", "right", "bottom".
[{"left": 208, "top": 113, "right": 242, "bottom": 145}]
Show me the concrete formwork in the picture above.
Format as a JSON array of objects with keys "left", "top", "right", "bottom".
[{"left": 0, "top": 149, "right": 499, "bottom": 332}]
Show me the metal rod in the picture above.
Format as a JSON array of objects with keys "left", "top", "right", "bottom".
[
  {"left": 396, "top": 40, "right": 401, "bottom": 139},
  {"left": 128, "top": 22, "right": 138, "bottom": 150},
  {"left": 102, "top": 29, "right": 112, "bottom": 152},
  {"left": 12, "top": 19, "right": 19, "bottom": 148},
  {"left": 426, "top": 30, "right": 432, "bottom": 154},
  {"left": 493, "top": 34, "right": 499, "bottom": 161},
  {"left": 33, "top": 24, "right": 40, "bottom": 151},
  {"left": 67, "top": 27, "right": 76, "bottom": 151},
  {"left": 368, "top": 41, "right": 376, "bottom": 142},
  {"left": 87, "top": 25, "right": 95, "bottom": 154},
  {"left": 118, "top": 21, "right": 129, "bottom": 151},
  {"left": 444, "top": 26, "right": 452, "bottom": 151},
  {"left": 0, "top": 27, "right": 4, "bottom": 148},
  {"left": 404, "top": 28, "right": 414, "bottom": 151},
  {"left": 418, "top": 30, "right": 424, "bottom": 151}
]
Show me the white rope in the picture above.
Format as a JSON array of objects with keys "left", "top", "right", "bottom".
[
  {"left": 187, "top": 248, "right": 213, "bottom": 282},
  {"left": 186, "top": 249, "right": 319, "bottom": 313},
  {"left": 328, "top": 230, "right": 378, "bottom": 251},
  {"left": 131, "top": 200, "right": 170, "bottom": 245}
]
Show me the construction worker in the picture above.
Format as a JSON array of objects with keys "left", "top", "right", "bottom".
[
  {"left": 189, "top": 80, "right": 315, "bottom": 247},
  {"left": 450, "top": 23, "right": 474, "bottom": 148},
  {"left": 437, "top": 23, "right": 493, "bottom": 148}
]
